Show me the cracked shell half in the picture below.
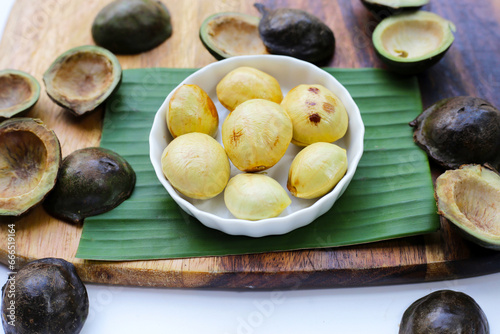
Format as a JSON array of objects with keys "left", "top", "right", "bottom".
[
  {"left": 43, "top": 45, "right": 122, "bottom": 116},
  {"left": 372, "top": 11, "right": 455, "bottom": 74},
  {"left": 0, "top": 118, "right": 61, "bottom": 216},
  {"left": 435, "top": 164, "right": 500, "bottom": 251},
  {"left": 200, "top": 12, "right": 268, "bottom": 60},
  {"left": 0, "top": 70, "right": 40, "bottom": 120}
]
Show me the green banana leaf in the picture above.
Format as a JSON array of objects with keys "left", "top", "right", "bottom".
[{"left": 76, "top": 67, "right": 439, "bottom": 260}]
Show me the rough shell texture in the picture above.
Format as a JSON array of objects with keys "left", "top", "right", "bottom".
[
  {"left": 92, "top": 0, "right": 172, "bottom": 54},
  {"left": 254, "top": 3, "right": 335, "bottom": 64},
  {"left": 281, "top": 84, "right": 348, "bottom": 146},
  {"left": 167, "top": 84, "right": 219, "bottom": 138},
  {"left": 224, "top": 173, "right": 291, "bottom": 220},
  {"left": 288, "top": 142, "right": 347, "bottom": 199},
  {"left": 43, "top": 45, "right": 122, "bottom": 116},
  {"left": 0, "top": 118, "right": 61, "bottom": 216},
  {"left": 161, "top": 132, "right": 230, "bottom": 200},
  {"left": 410, "top": 96, "right": 500, "bottom": 170},
  {"left": 216, "top": 66, "right": 282, "bottom": 111},
  {"left": 399, "top": 290, "right": 489, "bottom": 334},
  {"left": 0, "top": 70, "right": 40, "bottom": 120},
  {"left": 43, "top": 147, "right": 136, "bottom": 224},
  {"left": 222, "top": 99, "right": 292, "bottom": 172},
  {"left": 1, "top": 258, "right": 89, "bottom": 334},
  {"left": 435, "top": 164, "right": 500, "bottom": 250}
]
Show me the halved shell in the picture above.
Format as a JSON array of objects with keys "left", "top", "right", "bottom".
[
  {"left": 372, "top": 11, "right": 455, "bottom": 74},
  {"left": 199, "top": 12, "right": 268, "bottom": 60},
  {"left": 435, "top": 164, "right": 500, "bottom": 250},
  {"left": 0, "top": 118, "right": 61, "bottom": 216},
  {"left": 0, "top": 69, "right": 40, "bottom": 119},
  {"left": 43, "top": 45, "right": 122, "bottom": 116}
]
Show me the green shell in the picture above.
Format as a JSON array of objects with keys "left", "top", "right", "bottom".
[
  {"left": 360, "top": 0, "right": 429, "bottom": 19},
  {"left": 92, "top": 0, "right": 172, "bottom": 54},
  {"left": 0, "top": 118, "right": 61, "bottom": 216},
  {"left": 0, "top": 69, "right": 40, "bottom": 120},
  {"left": 435, "top": 164, "right": 500, "bottom": 251},
  {"left": 372, "top": 11, "right": 455, "bottom": 75},
  {"left": 199, "top": 12, "right": 265, "bottom": 60},
  {"left": 43, "top": 45, "right": 122, "bottom": 116}
]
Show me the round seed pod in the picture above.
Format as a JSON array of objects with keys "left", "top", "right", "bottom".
[
  {"left": 1, "top": 258, "right": 89, "bottom": 334},
  {"left": 43, "top": 147, "right": 136, "bottom": 224},
  {"left": 254, "top": 4, "right": 335, "bottom": 65},
  {"left": 91, "top": 0, "right": 172, "bottom": 54},
  {"left": 399, "top": 290, "right": 489, "bottom": 334},
  {"left": 410, "top": 96, "right": 500, "bottom": 170}
]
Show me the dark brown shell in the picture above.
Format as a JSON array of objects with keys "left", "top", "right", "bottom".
[
  {"left": 399, "top": 290, "right": 489, "bottom": 334},
  {"left": 43, "top": 147, "right": 136, "bottom": 224},
  {"left": 254, "top": 3, "right": 335, "bottom": 64},
  {"left": 1, "top": 258, "right": 89, "bottom": 334},
  {"left": 410, "top": 96, "right": 500, "bottom": 170}
]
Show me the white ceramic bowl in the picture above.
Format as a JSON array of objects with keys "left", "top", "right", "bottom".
[{"left": 149, "top": 55, "right": 364, "bottom": 237}]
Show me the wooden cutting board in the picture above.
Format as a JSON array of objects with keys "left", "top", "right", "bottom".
[{"left": 1, "top": 0, "right": 500, "bottom": 289}]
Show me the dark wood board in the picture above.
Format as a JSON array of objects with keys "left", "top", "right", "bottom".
[{"left": 0, "top": 0, "right": 499, "bottom": 289}]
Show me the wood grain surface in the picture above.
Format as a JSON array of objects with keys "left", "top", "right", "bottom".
[{"left": 1, "top": 0, "right": 500, "bottom": 289}]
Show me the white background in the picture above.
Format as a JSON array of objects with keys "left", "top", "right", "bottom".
[{"left": 1, "top": 1, "right": 499, "bottom": 333}]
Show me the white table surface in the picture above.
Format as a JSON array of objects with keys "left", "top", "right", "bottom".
[{"left": 1, "top": 1, "right": 499, "bottom": 333}]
